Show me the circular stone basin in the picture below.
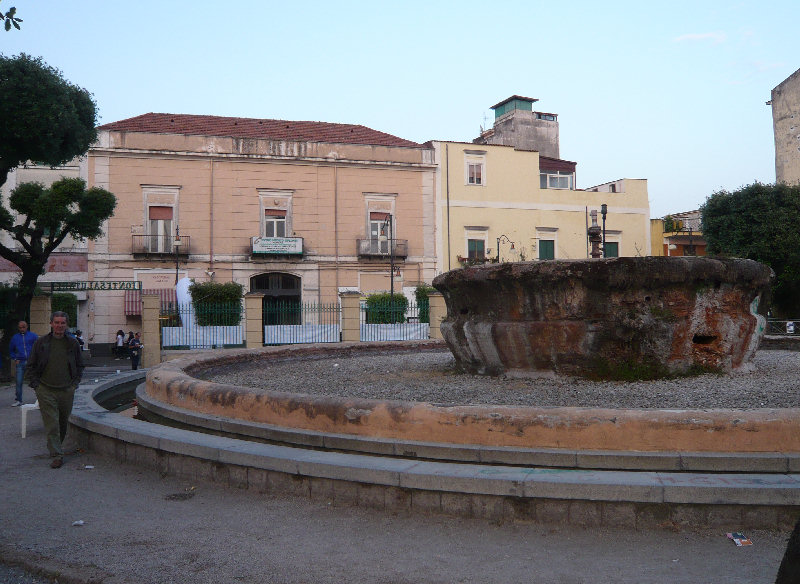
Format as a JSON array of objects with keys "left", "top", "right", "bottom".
[
  {"left": 432, "top": 256, "right": 773, "bottom": 378},
  {"left": 144, "top": 341, "right": 800, "bottom": 453}
]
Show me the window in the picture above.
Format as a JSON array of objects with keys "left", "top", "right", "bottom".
[
  {"left": 369, "top": 212, "right": 391, "bottom": 254},
  {"left": 468, "top": 162, "right": 483, "bottom": 185},
  {"left": 264, "top": 209, "right": 286, "bottom": 238},
  {"left": 464, "top": 153, "right": 486, "bottom": 186},
  {"left": 540, "top": 171, "right": 574, "bottom": 190},
  {"left": 468, "top": 239, "right": 485, "bottom": 260},
  {"left": 147, "top": 206, "right": 173, "bottom": 253},
  {"left": 536, "top": 113, "right": 557, "bottom": 121},
  {"left": 538, "top": 239, "right": 555, "bottom": 260},
  {"left": 604, "top": 242, "right": 619, "bottom": 258}
]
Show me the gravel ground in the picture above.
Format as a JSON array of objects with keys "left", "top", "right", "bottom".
[{"left": 202, "top": 349, "right": 800, "bottom": 409}]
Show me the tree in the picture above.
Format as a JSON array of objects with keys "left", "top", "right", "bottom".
[
  {"left": 1, "top": 3, "right": 22, "bottom": 31},
  {"left": 0, "top": 55, "right": 113, "bottom": 369},
  {"left": 0, "top": 177, "right": 116, "bottom": 336},
  {"left": 0, "top": 54, "right": 97, "bottom": 187},
  {"left": 700, "top": 182, "right": 800, "bottom": 316}
]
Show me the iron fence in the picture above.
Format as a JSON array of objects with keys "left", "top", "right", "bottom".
[
  {"left": 160, "top": 302, "right": 245, "bottom": 349},
  {"left": 263, "top": 301, "right": 341, "bottom": 345},
  {"left": 360, "top": 299, "right": 429, "bottom": 341},
  {"left": 767, "top": 319, "right": 800, "bottom": 336}
]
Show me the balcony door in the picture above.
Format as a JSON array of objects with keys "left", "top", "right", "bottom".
[
  {"left": 148, "top": 206, "right": 173, "bottom": 253},
  {"left": 369, "top": 212, "right": 390, "bottom": 254}
]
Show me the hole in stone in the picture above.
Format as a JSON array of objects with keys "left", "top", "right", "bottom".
[
  {"left": 692, "top": 334, "right": 717, "bottom": 345},
  {"left": 644, "top": 295, "right": 651, "bottom": 302},
  {"left": 460, "top": 308, "right": 469, "bottom": 315}
]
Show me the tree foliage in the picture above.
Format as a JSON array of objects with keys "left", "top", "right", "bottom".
[
  {"left": 0, "top": 54, "right": 97, "bottom": 187},
  {"left": 1, "top": 3, "right": 22, "bottom": 31},
  {"left": 701, "top": 182, "right": 800, "bottom": 316},
  {"left": 365, "top": 292, "right": 408, "bottom": 324},
  {"left": 188, "top": 281, "right": 244, "bottom": 326}
]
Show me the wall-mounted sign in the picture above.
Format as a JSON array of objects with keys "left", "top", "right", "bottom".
[
  {"left": 252, "top": 236, "right": 303, "bottom": 255},
  {"left": 48, "top": 281, "right": 142, "bottom": 292}
]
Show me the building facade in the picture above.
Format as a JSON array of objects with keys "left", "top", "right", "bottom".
[
  {"left": 649, "top": 210, "right": 706, "bottom": 257},
  {"left": 86, "top": 114, "right": 436, "bottom": 341},
  {"left": 771, "top": 67, "right": 800, "bottom": 185},
  {"left": 432, "top": 97, "right": 650, "bottom": 273}
]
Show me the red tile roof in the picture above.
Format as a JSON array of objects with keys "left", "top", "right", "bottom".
[{"left": 98, "top": 113, "right": 423, "bottom": 148}]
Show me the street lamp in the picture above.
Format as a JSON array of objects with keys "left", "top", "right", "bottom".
[
  {"left": 173, "top": 225, "right": 182, "bottom": 285},
  {"left": 600, "top": 203, "right": 608, "bottom": 257},
  {"left": 496, "top": 234, "right": 515, "bottom": 262},
  {"left": 378, "top": 215, "right": 394, "bottom": 301}
]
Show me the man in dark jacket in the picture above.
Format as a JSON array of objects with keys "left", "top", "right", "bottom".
[{"left": 26, "top": 311, "right": 84, "bottom": 469}]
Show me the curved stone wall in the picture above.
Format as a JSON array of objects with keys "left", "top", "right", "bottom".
[
  {"left": 144, "top": 342, "right": 800, "bottom": 453},
  {"left": 432, "top": 257, "right": 773, "bottom": 378}
]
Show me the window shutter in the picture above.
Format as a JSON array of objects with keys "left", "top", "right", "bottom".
[{"left": 148, "top": 206, "right": 173, "bottom": 220}]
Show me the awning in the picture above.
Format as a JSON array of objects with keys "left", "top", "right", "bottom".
[{"left": 124, "top": 289, "right": 178, "bottom": 316}]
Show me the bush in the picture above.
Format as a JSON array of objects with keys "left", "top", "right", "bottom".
[
  {"left": 414, "top": 284, "right": 436, "bottom": 323},
  {"left": 365, "top": 292, "right": 408, "bottom": 324},
  {"left": 51, "top": 293, "right": 78, "bottom": 328},
  {"left": 188, "top": 281, "right": 244, "bottom": 326}
]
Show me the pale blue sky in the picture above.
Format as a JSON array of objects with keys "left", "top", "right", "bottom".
[{"left": 2, "top": 0, "right": 797, "bottom": 217}]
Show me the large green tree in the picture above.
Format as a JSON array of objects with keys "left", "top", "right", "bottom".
[
  {"left": 0, "top": 54, "right": 115, "bottom": 369},
  {"left": 0, "top": 54, "right": 97, "bottom": 187},
  {"left": 701, "top": 182, "right": 800, "bottom": 316}
]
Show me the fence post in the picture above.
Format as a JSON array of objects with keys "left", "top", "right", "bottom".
[
  {"left": 29, "top": 296, "right": 52, "bottom": 336},
  {"left": 428, "top": 291, "right": 446, "bottom": 340},
  {"left": 339, "top": 291, "right": 361, "bottom": 343},
  {"left": 142, "top": 294, "right": 161, "bottom": 367},
  {"left": 245, "top": 293, "right": 264, "bottom": 349}
]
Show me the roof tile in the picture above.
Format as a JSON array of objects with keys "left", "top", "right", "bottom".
[{"left": 98, "top": 113, "right": 422, "bottom": 148}]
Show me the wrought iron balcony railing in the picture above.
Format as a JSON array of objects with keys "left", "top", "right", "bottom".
[
  {"left": 356, "top": 238, "right": 408, "bottom": 258},
  {"left": 131, "top": 234, "right": 191, "bottom": 256}
]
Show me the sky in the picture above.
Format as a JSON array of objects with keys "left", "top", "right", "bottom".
[{"left": 1, "top": 0, "right": 797, "bottom": 218}]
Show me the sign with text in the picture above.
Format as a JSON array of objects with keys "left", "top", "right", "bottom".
[
  {"left": 48, "top": 281, "right": 142, "bottom": 292},
  {"left": 252, "top": 236, "right": 303, "bottom": 255}
]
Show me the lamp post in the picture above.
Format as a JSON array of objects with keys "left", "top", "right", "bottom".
[
  {"left": 600, "top": 203, "right": 608, "bottom": 257},
  {"left": 379, "top": 216, "right": 394, "bottom": 301},
  {"left": 173, "top": 225, "right": 182, "bottom": 285},
  {"left": 496, "top": 234, "right": 515, "bottom": 262}
]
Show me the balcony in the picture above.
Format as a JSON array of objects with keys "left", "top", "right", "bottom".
[
  {"left": 252, "top": 236, "right": 304, "bottom": 256},
  {"left": 131, "top": 234, "right": 191, "bottom": 256},
  {"left": 357, "top": 238, "right": 408, "bottom": 259}
]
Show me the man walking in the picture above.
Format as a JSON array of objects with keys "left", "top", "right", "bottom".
[
  {"left": 128, "top": 332, "right": 143, "bottom": 370},
  {"left": 26, "top": 311, "right": 84, "bottom": 469},
  {"left": 8, "top": 320, "right": 37, "bottom": 406}
]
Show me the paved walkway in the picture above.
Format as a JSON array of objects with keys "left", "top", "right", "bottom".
[{"left": 0, "top": 370, "right": 792, "bottom": 583}]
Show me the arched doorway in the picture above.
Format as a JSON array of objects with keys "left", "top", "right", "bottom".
[{"left": 250, "top": 272, "right": 301, "bottom": 325}]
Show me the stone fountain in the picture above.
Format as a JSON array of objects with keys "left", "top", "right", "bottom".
[{"left": 432, "top": 256, "right": 772, "bottom": 378}]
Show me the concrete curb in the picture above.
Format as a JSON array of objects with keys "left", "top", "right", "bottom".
[
  {"left": 69, "top": 373, "right": 800, "bottom": 529},
  {"left": 136, "top": 385, "right": 800, "bottom": 473}
]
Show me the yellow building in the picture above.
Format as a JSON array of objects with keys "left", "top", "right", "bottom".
[
  {"left": 650, "top": 211, "right": 706, "bottom": 257},
  {"left": 86, "top": 113, "right": 436, "bottom": 341},
  {"left": 431, "top": 97, "right": 650, "bottom": 272}
]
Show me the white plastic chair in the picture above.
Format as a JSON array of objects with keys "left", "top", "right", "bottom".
[{"left": 20, "top": 400, "right": 39, "bottom": 438}]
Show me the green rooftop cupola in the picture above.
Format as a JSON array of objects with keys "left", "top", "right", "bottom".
[{"left": 491, "top": 95, "right": 539, "bottom": 119}]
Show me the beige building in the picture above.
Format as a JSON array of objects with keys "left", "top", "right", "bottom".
[
  {"left": 86, "top": 114, "right": 436, "bottom": 341},
  {"left": 432, "top": 97, "right": 650, "bottom": 272},
  {"left": 770, "top": 67, "right": 800, "bottom": 185}
]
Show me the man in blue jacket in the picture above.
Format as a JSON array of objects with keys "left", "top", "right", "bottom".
[{"left": 9, "top": 320, "right": 37, "bottom": 406}]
